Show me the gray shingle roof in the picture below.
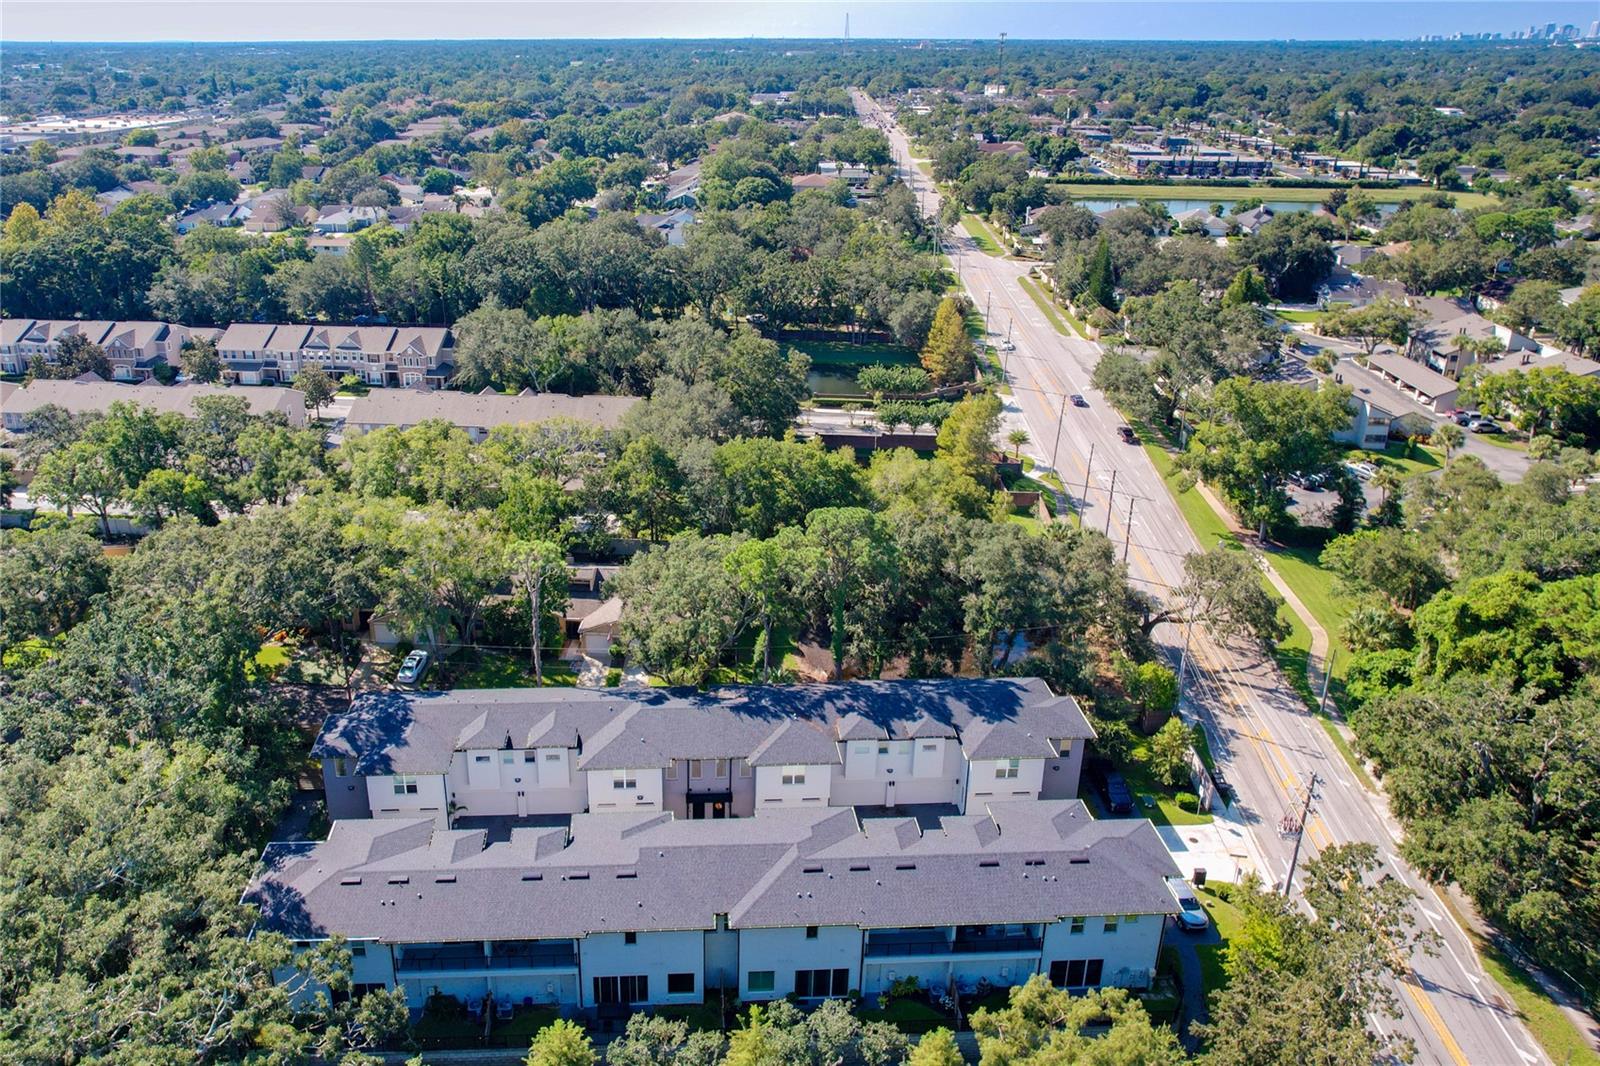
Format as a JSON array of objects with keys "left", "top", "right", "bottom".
[
  {"left": 245, "top": 800, "right": 1179, "bottom": 944},
  {"left": 313, "top": 679, "right": 1094, "bottom": 776}
]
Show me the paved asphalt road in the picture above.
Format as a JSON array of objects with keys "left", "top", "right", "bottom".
[{"left": 855, "top": 89, "right": 1548, "bottom": 1066}]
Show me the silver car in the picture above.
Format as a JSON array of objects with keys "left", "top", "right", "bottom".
[
  {"left": 1167, "top": 877, "right": 1210, "bottom": 932},
  {"left": 395, "top": 649, "right": 430, "bottom": 687}
]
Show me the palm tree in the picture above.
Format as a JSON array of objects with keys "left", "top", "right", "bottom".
[
  {"left": 1430, "top": 422, "right": 1464, "bottom": 461},
  {"left": 1007, "top": 429, "right": 1031, "bottom": 460}
]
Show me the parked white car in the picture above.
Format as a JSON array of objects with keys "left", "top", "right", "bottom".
[{"left": 395, "top": 649, "right": 430, "bottom": 687}]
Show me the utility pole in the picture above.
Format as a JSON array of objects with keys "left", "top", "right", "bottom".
[
  {"left": 998, "top": 31, "right": 1007, "bottom": 83},
  {"left": 1103, "top": 468, "right": 1118, "bottom": 535},
  {"left": 1049, "top": 393, "right": 1069, "bottom": 473},
  {"left": 1122, "top": 496, "right": 1135, "bottom": 562},
  {"left": 1005, "top": 313, "right": 1013, "bottom": 344},
  {"left": 1281, "top": 773, "right": 1321, "bottom": 896},
  {"left": 1080, "top": 442, "right": 1094, "bottom": 503},
  {"left": 985, "top": 290, "right": 993, "bottom": 327}
]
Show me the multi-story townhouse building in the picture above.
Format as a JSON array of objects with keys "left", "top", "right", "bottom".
[
  {"left": 246, "top": 799, "right": 1181, "bottom": 1012},
  {"left": 313, "top": 680, "right": 1095, "bottom": 829},
  {"left": 0, "top": 319, "right": 191, "bottom": 380},
  {"left": 1, "top": 379, "right": 307, "bottom": 432},
  {"left": 215, "top": 323, "right": 455, "bottom": 387}
]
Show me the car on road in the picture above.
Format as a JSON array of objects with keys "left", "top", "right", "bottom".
[
  {"left": 395, "top": 649, "right": 430, "bottom": 687},
  {"left": 1070, "top": 394, "right": 1088, "bottom": 408},
  {"left": 1469, "top": 418, "right": 1502, "bottom": 434},
  {"left": 1452, "top": 409, "right": 1480, "bottom": 427},
  {"left": 1344, "top": 460, "right": 1378, "bottom": 481},
  {"left": 1167, "top": 877, "right": 1211, "bottom": 932},
  {"left": 1089, "top": 758, "right": 1136, "bottom": 815},
  {"left": 999, "top": 340, "right": 1015, "bottom": 352},
  {"left": 1117, "top": 425, "right": 1138, "bottom": 444}
]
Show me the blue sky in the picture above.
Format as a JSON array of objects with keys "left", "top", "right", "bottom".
[{"left": 2, "top": 1, "right": 1595, "bottom": 43}]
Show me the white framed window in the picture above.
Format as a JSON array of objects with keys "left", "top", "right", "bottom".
[
  {"left": 613, "top": 770, "right": 637, "bottom": 790},
  {"left": 996, "top": 758, "right": 1021, "bottom": 779},
  {"left": 714, "top": 758, "right": 729, "bottom": 777},
  {"left": 747, "top": 971, "right": 775, "bottom": 993},
  {"left": 545, "top": 752, "right": 562, "bottom": 762},
  {"left": 781, "top": 766, "right": 806, "bottom": 786},
  {"left": 738, "top": 759, "right": 751, "bottom": 778},
  {"left": 392, "top": 774, "right": 419, "bottom": 795},
  {"left": 689, "top": 759, "right": 703, "bottom": 778}
]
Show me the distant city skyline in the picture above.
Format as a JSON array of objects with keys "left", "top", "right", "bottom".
[{"left": 3, "top": 1, "right": 1598, "bottom": 44}]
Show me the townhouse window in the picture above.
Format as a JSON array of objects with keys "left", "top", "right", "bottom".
[
  {"left": 921, "top": 743, "right": 938, "bottom": 752},
  {"left": 1049, "top": 959, "right": 1104, "bottom": 988},
  {"left": 781, "top": 766, "right": 806, "bottom": 786},
  {"left": 613, "top": 771, "right": 637, "bottom": 790},
  {"left": 794, "top": 968, "right": 849, "bottom": 997},
  {"left": 877, "top": 743, "right": 889, "bottom": 755},
  {"left": 523, "top": 752, "right": 536, "bottom": 763},
  {"left": 738, "top": 759, "right": 751, "bottom": 778},
  {"left": 747, "top": 971, "right": 775, "bottom": 993},
  {"left": 545, "top": 753, "right": 561, "bottom": 762},
  {"left": 667, "top": 972, "right": 695, "bottom": 995},
  {"left": 714, "top": 758, "right": 729, "bottom": 778},
  {"left": 500, "top": 753, "right": 515, "bottom": 765},
  {"left": 332, "top": 757, "right": 349, "bottom": 777},
  {"left": 665, "top": 761, "right": 677, "bottom": 780},
  {"left": 392, "top": 775, "right": 419, "bottom": 795},
  {"left": 1069, "top": 916, "right": 1086, "bottom": 935},
  {"left": 1103, "top": 917, "right": 1118, "bottom": 934},
  {"left": 689, "top": 759, "right": 702, "bottom": 779},
  {"left": 996, "top": 758, "right": 1021, "bottom": 780},
  {"left": 805, "top": 926, "right": 819, "bottom": 939},
  {"left": 475, "top": 755, "right": 491, "bottom": 763},
  {"left": 350, "top": 945, "right": 366, "bottom": 957},
  {"left": 1123, "top": 915, "right": 1139, "bottom": 925},
  {"left": 624, "top": 931, "right": 637, "bottom": 945}
]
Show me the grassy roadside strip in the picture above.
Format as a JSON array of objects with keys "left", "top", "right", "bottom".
[
  {"left": 1050, "top": 180, "right": 1497, "bottom": 209},
  {"left": 1435, "top": 895, "right": 1600, "bottom": 1066},
  {"left": 962, "top": 214, "right": 1005, "bottom": 255},
  {"left": 1017, "top": 275, "right": 1089, "bottom": 339}
]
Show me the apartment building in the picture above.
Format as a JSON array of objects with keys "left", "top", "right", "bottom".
[
  {"left": 246, "top": 799, "right": 1181, "bottom": 1012},
  {"left": 215, "top": 323, "right": 455, "bottom": 387},
  {"left": 314, "top": 680, "right": 1095, "bottom": 828},
  {"left": 0, "top": 318, "right": 190, "bottom": 380}
]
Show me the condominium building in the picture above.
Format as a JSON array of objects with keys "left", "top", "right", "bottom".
[
  {"left": 314, "top": 679, "right": 1095, "bottom": 828},
  {"left": 0, "top": 318, "right": 191, "bottom": 380},
  {"left": 215, "top": 323, "right": 455, "bottom": 387},
  {"left": 246, "top": 800, "right": 1181, "bottom": 1012}
]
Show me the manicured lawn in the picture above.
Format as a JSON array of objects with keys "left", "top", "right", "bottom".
[
  {"left": 859, "top": 997, "right": 951, "bottom": 1033},
  {"left": 1122, "top": 742, "right": 1213, "bottom": 826},
  {"left": 452, "top": 652, "right": 580, "bottom": 689},
  {"left": 962, "top": 214, "right": 1005, "bottom": 255},
  {"left": 783, "top": 339, "right": 919, "bottom": 367},
  {"left": 1477, "top": 431, "right": 1529, "bottom": 451},
  {"left": 250, "top": 642, "right": 292, "bottom": 680},
  {"left": 1366, "top": 439, "right": 1443, "bottom": 477},
  {"left": 493, "top": 1007, "right": 561, "bottom": 1040},
  {"left": 1051, "top": 181, "right": 1497, "bottom": 209},
  {"left": 1194, "top": 882, "right": 1248, "bottom": 997},
  {"left": 1272, "top": 309, "right": 1324, "bottom": 324}
]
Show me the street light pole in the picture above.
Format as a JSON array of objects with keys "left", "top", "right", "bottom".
[
  {"left": 1049, "top": 393, "right": 1069, "bottom": 473},
  {"left": 1122, "top": 496, "right": 1135, "bottom": 563},
  {"left": 1103, "top": 468, "right": 1118, "bottom": 535},
  {"left": 1005, "top": 313, "right": 1013, "bottom": 344},
  {"left": 1081, "top": 442, "right": 1095, "bottom": 505}
]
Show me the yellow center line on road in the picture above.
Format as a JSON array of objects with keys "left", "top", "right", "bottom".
[{"left": 1401, "top": 962, "right": 1475, "bottom": 1066}]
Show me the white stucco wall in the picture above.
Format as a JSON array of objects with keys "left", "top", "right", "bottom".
[
  {"left": 580, "top": 929, "right": 705, "bottom": 1006},
  {"left": 586, "top": 766, "right": 664, "bottom": 813},
  {"left": 964, "top": 757, "right": 1045, "bottom": 811},
  {"left": 736, "top": 925, "right": 862, "bottom": 1000},
  {"left": 1039, "top": 912, "right": 1165, "bottom": 989},
  {"left": 366, "top": 772, "right": 448, "bottom": 828},
  {"left": 1039, "top": 738, "right": 1086, "bottom": 802},
  {"left": 754, "top": 764, "right": 832, "bottom": 809}
]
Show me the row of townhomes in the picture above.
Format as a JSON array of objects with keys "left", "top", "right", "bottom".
[
  {"left": 0, "top": 318, "right": 202, "bottom": 380},
  {"left": 250, "top": 679, "right": 1182, "bottom": 1015},
  {"left": 216, "top": 323, "right": 456, "bottom": 387}
]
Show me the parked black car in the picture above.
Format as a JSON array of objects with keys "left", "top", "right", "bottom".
[{"left": 1088, "top": 757, "right": 1136, "bottom": 815}]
